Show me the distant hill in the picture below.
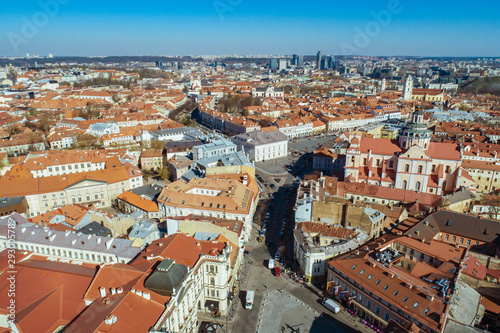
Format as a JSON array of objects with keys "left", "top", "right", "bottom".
[
  {"left": 460, "top": 76, "right": 500, "bottom": 95},
  {"left": 0, "top": 56, "right": 203, "bottom": 67}
]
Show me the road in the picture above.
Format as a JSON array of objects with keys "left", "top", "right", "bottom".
[{"left": 230, "top": 207, "right": 375, "bottom": 333}]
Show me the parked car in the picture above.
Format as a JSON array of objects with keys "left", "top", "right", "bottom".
[
  {"left": 246, "top": 291, "right": 255, "bottom": 310},
  {"left": 274, "top": 266, "right": 281, "bottom": 276}
]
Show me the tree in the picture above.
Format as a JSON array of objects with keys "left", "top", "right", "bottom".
[
  {"left": 480, "top": 194, "right": 500, "bottom": 220},
  {"left": 157, "top": 167, "right": 170, "bottom": 182}
]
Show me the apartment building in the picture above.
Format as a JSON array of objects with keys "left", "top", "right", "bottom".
[
  {"left": 326, "top": 235, "right": 483, "bottom": 332},
  {"left": 0, "top": 213, "right": 141, "bottom": 264},
  {"left": 0, "top": 162, "right": 143, "bottom": 216},
  {"left": 66, "top": 233, "right": 239, "bottom": 333},
  {"left": 140, "top": 149, "right": 164, "bottom": 171},
  {"left": 294, "top": 222, "right": 369, "bottom": 282},
  {"left": 192, "top": 138, "right": 237, "bottom": 160},
  {"left": 157, "top": 176, "right": 257, "bottom": 237}
]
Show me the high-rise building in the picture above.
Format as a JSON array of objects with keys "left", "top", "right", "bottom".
[
  {"left": 328, "top": 55, "right": 335, "bottom": 69},
  {"left": 320, "top": 58, "right": 328, "bottom": 70},
  {"left": 297, "top": 55, "right": 304, "bottom": 68},
  {"left": 270, "top": 58, "right": 279, "bottom": 70},
  {"left": 278, "top": 59, "right": 287, "bottom": 71},
  {"left": 292, "top": 54, "right": 299, "bottom": 66},
  {"left": 316, "top": 51, "right": 322, "bottom": 69}
]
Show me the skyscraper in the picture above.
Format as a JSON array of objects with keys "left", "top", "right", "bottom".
[
  {"left": 278, "top": 59, "right": 287, "bottom": 71},
  {"left": 270, "top": 58, "right": 279, "bottom": 70},
  {"left": 328, "top": 55, "right": 335, "bottom": 69},
  {"left": 297, "top": 55, "right": 304, "bottom": 69},
  {"left": 316, "top": 51, "right": 322, "bottom": 70},
  {"left": 292, "top": 54, "right": 299, "bottom": 66}
]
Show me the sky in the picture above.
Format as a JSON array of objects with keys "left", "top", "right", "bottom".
[{"left": 1, "top": 0, "right": 499, "bottom": 57}]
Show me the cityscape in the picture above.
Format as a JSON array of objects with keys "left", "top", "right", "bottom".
[{"left": 0, "top": 1, "right": 500, "bottom": 333}]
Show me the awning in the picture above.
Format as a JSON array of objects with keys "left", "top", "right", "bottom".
[{"left": 205, "top": 299, "right": 220, "bottom": 311}]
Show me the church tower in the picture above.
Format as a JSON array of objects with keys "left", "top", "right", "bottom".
[
  {"left": 399, "top": 108, "right": 432, "bottom": 150},
  {"left": 403, "top": 76, "right": 413, "bottom": 101}
]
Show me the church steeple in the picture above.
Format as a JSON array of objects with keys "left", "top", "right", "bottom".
[{"left": 403, "top": 75, "right": 413, "bottom": 101}]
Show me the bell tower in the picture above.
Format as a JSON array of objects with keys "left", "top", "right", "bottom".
[{"left": 403, "top": 76, "right": 413, "bottom": 101}]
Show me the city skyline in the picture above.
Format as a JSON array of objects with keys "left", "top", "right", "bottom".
[{"left": 2, "top": 0, "right": 499, "bottom": 57}]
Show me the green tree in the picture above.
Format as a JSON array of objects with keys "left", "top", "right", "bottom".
[{"left": 157, "top": 167, "right": 170, "bottom": 182}]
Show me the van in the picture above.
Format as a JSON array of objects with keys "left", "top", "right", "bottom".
[
  {"left": 245, "top": 291, "right": 254, "bottom": 310},
  {"left": 274, "top": 266, "right": 281, "bottom": 276},
  {"left": 268, "top": 259, "right": 275, "bottom": 269},
  {"left": 322, "top": 298, "right": 341, "bottom": 313}
]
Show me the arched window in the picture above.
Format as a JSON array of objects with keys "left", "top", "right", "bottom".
[
  {"left": 417, "top": 165, "right": 423, "bottom": 174},
  {"left": 402, "top": 180, "right": 407, "bottom": 190},
  {"left": 416, "top": 181, "right": 421, "bottom": 192},
  {"left": 210, "top": 278, "right": 215, "bottom": 285},
  {"left": 405, "top": 164, "right": 410, "bottom": 172}
]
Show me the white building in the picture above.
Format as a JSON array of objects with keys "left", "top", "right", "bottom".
[
  {"left": 88, "top": 122, "right": 120, "bottom": 137},
  {"left": 252, "top": 85, "right": 284, "bottom": 99},
  {"left": 231, "top": 130, "right": 288, "bottom": 162},
  {"left": 192, "top": 137, "right": 237, "bottom": 160},
  {"left": 0, "top": 213, "right": 142, "bottom": 264}
]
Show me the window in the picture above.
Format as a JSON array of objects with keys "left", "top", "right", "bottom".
[
  {"left": 375, "top": 307, "right": 380, "bottom": 315},
  {"left": 431, "top": 165, "right": 436, "bottom": 172},
  {"left": 415, "top": 181, "right": 421, "bottom": 191},
  {"left": 359, "top": 270, "right": 365, "bottom": 275},
  {"left": 384, "top": 285, "right": 389, "bottom": 290},
  {"left": 352, "top": 265, "right": 357, "bottom": 270},
  {"left": 418, "top": 165, "right": 423, "bottom": 173},
  {"left": 424, "top": 309, "right": 430, "bottom": 315},
  {"left": 413, "top": 302, "right": 419, "bottom": 308},
  {"left": 405, "top": 164, "right": 410, "bottom": 172},
  {"left": 445, "top": 234, "right": 449, "bottom": 241},
  {"left": 367, "top": 275, "right": 372, "bottom": 280},
  {"left": 363, "top": 158, "right": 367, "bottom": 165},
  {"left": 466, "top": 240, "right": 471, "bottom": 246},
  {"left": 393, "top": 291, "right": 399, "bottom": 296},
  {"left": 403, "top": 297, "right": 408, "bottom": 302},
  {"left": 366, "top": 301, "right": 371, "bottom": 309},
  {"left": 385, "top": 313, "right": 390, "bottom": 321},
  {"left": 375, "top": 280, "right": 381, "bottom": 285},
  {"left": 389, "top": 161, "right": 394, "bottom": 168},
  {"left": 402, "top": 180, "right": 407, "bottom": 190},
  {"left": 459, "top": 238, "right": 463, "bottom": 244},
  {"left": 452, "top": 236, "right": 456, "bottom": 242}
]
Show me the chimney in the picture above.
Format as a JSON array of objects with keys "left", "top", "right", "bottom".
[
  {"left": 143, "top": 292, "right": 151, "bottom": 300},
  {"left": 99, "top": 287, "right": 107, "bottom": 298},
  {"left": 111, "top": 288, "right": 116, "bottom": 295},
  {"left": 116, "top": 287, "right": 123, "bottom": 294}
]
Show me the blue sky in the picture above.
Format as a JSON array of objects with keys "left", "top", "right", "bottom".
[{"left": 1, "top": 0, "right": 499, "bottom": 57}]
